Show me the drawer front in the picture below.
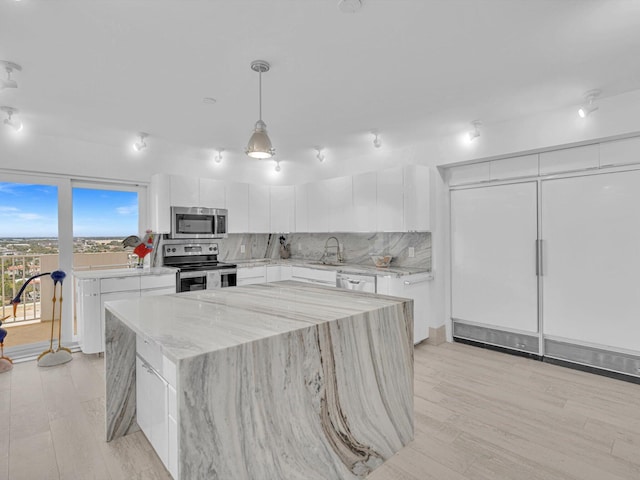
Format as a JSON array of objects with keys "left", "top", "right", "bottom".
[
  {"left": 101, "top": 276, "right": 140, "bottom": 293},
  {"left": 291, "top": 267, "right": 336, "bottom": 284},
  {"left": 136, "top": 334, "right": 163, "bottom": 373},
  {"left": 237, "top": 265, "right": 266, "bottom": 279},
  {"left": 141, "top": 274, "right": 176, "bottom": 290}
]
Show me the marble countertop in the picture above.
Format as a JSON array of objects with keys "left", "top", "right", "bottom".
[
  {"left": 73, "top": 266, "right": 177, "bottom": 279},
  {"left": 231, "top": 258, "right": 432, "bottom": 277},
  {"left": 104, "top": 281, "right": 409, "bottom": 363}
]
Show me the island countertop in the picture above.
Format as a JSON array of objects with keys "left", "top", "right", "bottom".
[{"left": 105, "top": 280, "right": 410, "bottom": 363}]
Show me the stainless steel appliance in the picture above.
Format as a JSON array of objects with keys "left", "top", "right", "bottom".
[
  {"left": 169, "top": 206, "right": 228, "bottom": 239},
  {"left": 336, "top": 272, "right": 376, "bottom": 293},
  {"left": 162, "top": 240, "right": 237, "bottom": 292}
]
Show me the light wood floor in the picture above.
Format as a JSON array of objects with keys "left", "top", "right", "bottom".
[{"left": 1, "top": 342, "right": 639, "bottom": 480}]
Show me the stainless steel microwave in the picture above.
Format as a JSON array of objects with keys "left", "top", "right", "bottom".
[{"left": 169, "top": 206, "right": 228, "bottom": 239}]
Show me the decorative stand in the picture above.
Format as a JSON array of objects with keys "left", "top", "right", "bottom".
[{"left": 37, "top": 271, "right": 72, "bottom": 367}]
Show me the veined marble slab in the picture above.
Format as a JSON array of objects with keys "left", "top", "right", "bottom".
[{"left": 105, "top": 282, "right": 414, "bottom": 479}]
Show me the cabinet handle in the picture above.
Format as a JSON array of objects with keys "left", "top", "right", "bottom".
[
  {"left": 403, "top": 276, "right": 432, "bottom": 286},
  {"left": 535, "top": 239, "right": 544, "bottom": 276}
]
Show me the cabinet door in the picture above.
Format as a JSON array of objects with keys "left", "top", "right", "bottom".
[
  {"left": 353, "top": 172, "right": 377, "bottom": 232},
  {"left": 599, "top": 136, "right": 640, "bottom": 168},
  {"left": 377, "top": 167, "right": 403, "bottom": 231},
  {"left": 539, "top": 144, "right": 599, "bottom": 175},
  {"left": 237, "top": 266, "right": 267, "bottom": 285},
  {"left": 541, "top": 170, "right": 640, "bottom": 352},
  {"left": 294, "top": 184, "right": 309, "bottom": 233},
  {"left": 326, "top": 176, "right": 353, "bottom": 232},
  {"left": 226, "top": 182, "right": 249, "bottom": 233},
  {"left": 136, "top": 357, "right": 169, "bottom": 467},
  {"left": 388, "top": 274, "right": 432, "bottom": 344},
  {"left": 199, "top": 178, "right": 226, "bottom": 208},
  {"left": 149, "top": 173, "right": 171, "bottom": 233},
  {"left": 403, "top": 165, "right": 430, "bottom": 231},
  {"left": 307, "top": 181, "right": 329, "bottom": 232},
  {"left": 76, "top": 278, "right": 101, "bottom": 354},
  {"left": 249, "top": 185, "right": 270, "bottom": 232},
  {"left": 170, "top": 175, "right": 200, "bottom": 206},
  {"left": 266, "top": 265, "right": 281, "bottom": 282},
  {"left": 450, "top": 182, "right": 538, "bottom": 333},
  {"left": 270, "top": 186, "right": 295, "bottom": 233}
]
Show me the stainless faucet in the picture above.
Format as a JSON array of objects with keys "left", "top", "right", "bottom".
[{"left": 322, "top": 236, "right": 343, "bottom": 264}]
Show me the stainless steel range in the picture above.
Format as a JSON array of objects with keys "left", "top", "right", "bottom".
[{"left": 162, "top": 240, "right": 237, "bottom": 292}]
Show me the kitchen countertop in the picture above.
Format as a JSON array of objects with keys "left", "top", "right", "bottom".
[
  {"left": 230, "top": 258, "right": 432, "bottom": 277},
  {"left": 73, "top": 266, "right": 177, "bottom": 279}
]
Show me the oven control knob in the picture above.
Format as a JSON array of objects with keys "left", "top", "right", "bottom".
[
  {"left": 172, "top": 248, "right": 176, "bottom": 252},
  {"left": 209, "top": 246, "right": 213, "bottom": 251}
]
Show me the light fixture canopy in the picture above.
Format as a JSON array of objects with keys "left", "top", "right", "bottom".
[
  {"left": 1, "top": 106, "right": 23, "bottom": 131},
  {"left": 0, "top": 61, "right": 21, "bottom": 90},
  {"left": 578, "top": 89, "right": 601, "bottom": 118},
  {"left": 468, "top": 120, "right": 481, "bottom": 141},
  {"left": 371, "top": 130, "right": 382, "bottom": 148},
  {"left": 133, "top": 132, "right": 148, "bottom": 151},
  {"left": 214, "top": 148, "right": 224, "bottom": 163},
  {"left": 246, "top": 60, "right": 275, "bottom": 159},
  {"left": 315, "top": 146, "right": 325, "bottom": 163}
]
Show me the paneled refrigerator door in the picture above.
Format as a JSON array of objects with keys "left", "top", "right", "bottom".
[
  {"left": 450, "top": 181, "right": 539, "bottom": 353},
  {"left": 541, "top": 170, "right": 640, "bottom": 360}
]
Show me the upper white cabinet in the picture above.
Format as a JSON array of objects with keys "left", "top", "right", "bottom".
[
  {"left": 248, "top": 185, "right": 270, "bottom": 232},
  {"left": 489, "top": 154, "right": 539, "bottom": 181},
  {"left": 294, "top": 184, "right": 309, "bottom": 233},
  {"left": 352, "top": 172, "right": 377, "bottom": 232},
  {"left": 226, "top": 182, "right": 249, "bottom": 233},
  {"left": 170, "top": 175, "right": 199, "bottom": 206},
  {"left": 599, "top": 136, "right": 640, "bottom": 168},
  {"left": 307, "top": 181, "right": 329, "bottom": 232},
  {"left": 270, "top": 185, "right": 295, "bottom": 233},
  {"left": 539, "top": 144, "right": 599, "bottom": 175},
  {"left": 150, "top": 173, "right": 171, "bottom": 233},
  {"left": 199, "top": 178, "right": 226, "bottom": 208},
  {"left": 377, "top": 167, "right": 403, "bottom": 232},
  {"left": 326, "top": 176, "right": 353, "bottom": 232},
  {"left": 403, "top": 165, "right": 430, "bottom": 231},
  {"left": 447, "top": 162, "right": 491, "bottom": 186}
]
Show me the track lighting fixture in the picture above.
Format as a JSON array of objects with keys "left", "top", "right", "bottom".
[
  {"left": 578, "top": 89, "right": 601, "bottom": 118},
  {"left": 315, "top": 146, "right": 325, "bottom": 163},
  {"left": 371, "top": 130, "right": 381, "bottom": 148},
  {"left": 0, "top": 61, "right": 21, "bottom": 90},
  {"left": 214, "top": 148, "right": 224, "bottom": 163},
  {"left": 468, "top": 121, "right": 481, "bottom": 141},
  {"left": 274, "top": 160, "right": 281, "bottom": 172},
  {"left": 133, "top": 132, "right": 148, "bottom": 152},
  {"left": 338, "top": 0, "right": 362, "bottom": 13},
  {"left": 246, "top": 60, "right": 275, "bottom": 159},
  {"left": 1, "top": 106, "right": 23, "bottom": 131}
]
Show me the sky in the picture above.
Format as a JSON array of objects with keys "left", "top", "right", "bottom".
[{"left": 0, "top": 183, "right": 138, "bottom": 237}]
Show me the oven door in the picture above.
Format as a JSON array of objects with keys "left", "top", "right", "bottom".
[
  {"left": 177, "top": 270, "right": 207, "bottom": 292},
  {"left": 206, "top": 269, "right": 237, "bottom": 289}
]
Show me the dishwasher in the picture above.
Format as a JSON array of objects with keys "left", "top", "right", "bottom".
[{"left": 336, "top": 272, "right": 377, "bottom": 293}]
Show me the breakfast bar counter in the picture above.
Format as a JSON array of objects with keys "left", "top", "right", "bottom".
[{"left": 104, "top": 281, "right": 414, "bottom": 479}]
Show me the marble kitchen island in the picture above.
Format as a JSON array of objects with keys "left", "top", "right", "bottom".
[{"left": 104, "top": 281, "right": 414, "bottom": 479}]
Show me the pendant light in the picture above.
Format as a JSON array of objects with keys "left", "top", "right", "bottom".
[{"left": 245, "top": 60, "right": 275, "bottom": 159}]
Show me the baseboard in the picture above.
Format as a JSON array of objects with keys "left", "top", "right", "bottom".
[
  {"left": 453, "top": 337, "right": 542, "bottom": 361},
  {"left": 452, "top": 320, "right": 539, "bottom": 354}
]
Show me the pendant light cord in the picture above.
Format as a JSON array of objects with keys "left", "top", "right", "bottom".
[{"left": 258, "top": 68, "right": 263, "bottom": 122}]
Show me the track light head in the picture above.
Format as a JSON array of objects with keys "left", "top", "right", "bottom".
[
  {"left": 314, "top": 146, "right": 325, "bottom": 163},
  {"left": 274, "top": 160, "right": 281, "bottom": 172},
  {"left": 133, "top": 132, "right": 148, "bottom": 152},
  {"left": 0, "top": 61, "right": 22, "bottom": 90},
  {"left": 214, "top": 148, "right": 224, "bottom": 164},
  {"left": 1, "top": 106, "right": 22, "bottom": 131},
  {"left": 468, "top": 120, "right": 481, "bottom": 142},
  {"left": 578, "top": 89, "right": 601, "bottom": 118},
  {"left": 370, "top": 130, "right": 381, "bottom": 148}
]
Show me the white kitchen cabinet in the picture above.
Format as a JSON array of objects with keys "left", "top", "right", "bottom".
[
  {"left": 226, "top": 182, "right": 249, "bottom": 233},
  {"left": 270, "top": 186, "right": 295, "bottom": 233},
  {"left": 541, "top": 170, "right": 640, "bottom": 354},
  {"left": 75, "top": 271, "right": 176, "bottom": 354},
  {"left": 237, "top": 265, "right": 267, "bottom": 286},
  {"left": 450, "top": 182, "right": 539, "bottom": 336},
  {"left": 150, "top": 173, "right": 171, "bottom": 233},
  {"left": 490, "top": 154, "right": 539, "bottom": 180},
  {"left": 294, "top": 184, "right": 309, "bottom": 233},
  {"left": 170, "top": 175, "right": 200, "bottom": 207},
  {"left": 377, "top": 272, "right": 432, "bottom": 344},
  {"left": 377, "top": 167, "right": 404, "bottom": 231},
  {"left": 199, "top": 178, "right": 226, "bottom": 208},
  {"left": 290, "top": 266, "right": 336, "bottom": 287},
  {"left": 326, "top": 176, "right": 353, "bottom": 232},
  {"left": 352, "top": 172, "right": 377, "bottom": 232},
  {"left": 599, "top": 136, "right": 640, "bottom": 168},
  {"left": 307, "top": 181, "right": 329, "bottom": 232},
  {"left": 447, "top": 162, "right": 491, "bottom": 186},
  {"left": 403, "top": 165, "right": 431, "bottom": 231},
  {"left": 539, "top": 144, "right": 599, "bottom": 175},
  {"left": 249, "top": 185, "right": 270, "bottom": 233}
]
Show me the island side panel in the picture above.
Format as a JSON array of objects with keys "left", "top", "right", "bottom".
[
  {"left": 105, "top": 309, "right": 138, "bottom": 441},
  {"left": 177, "top": 300, "right": 413, "bottom": 480}
]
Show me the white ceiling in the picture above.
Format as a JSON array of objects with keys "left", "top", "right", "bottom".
[{"left": 1, "top": 0, "right": 640, "bottom": 181}]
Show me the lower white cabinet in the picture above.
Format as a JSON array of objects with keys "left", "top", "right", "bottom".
[
  {"left": 237, "top": 265, "right": 267, "bottom": 286},
  {"left": 75, "top": 271, "right": 176, "bottom": 354},
  {"left": 290, "top": 267, "right": 336, "bottom": 287},
  {"left": 136, "top": 334, "right": 178, "bottom": 479},
  {"left": 377, "top": 273, "right": 432, "bottom": 344}
]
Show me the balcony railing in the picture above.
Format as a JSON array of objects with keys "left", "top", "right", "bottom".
[{"left": 1, "top": 254, "right": 42, "bottom": 324}]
